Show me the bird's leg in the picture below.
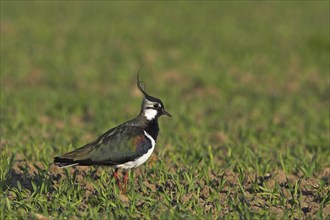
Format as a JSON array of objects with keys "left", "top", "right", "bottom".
[
  {"left": 123, "top": 170, "right": 129, "bottom": 193},
  {"left": 113, "top": 168, "right": 122, "bottom": 191}
]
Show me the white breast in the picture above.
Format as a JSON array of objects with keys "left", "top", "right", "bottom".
[{"left": 115, "top": 130, "right": 156, "bottom": 169}]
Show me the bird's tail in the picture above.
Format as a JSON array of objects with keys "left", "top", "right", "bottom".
[
  {"left": 53, "top": 157, "right": 79, "bottom": 168},
  {"left": 54, "top": 144, "right": 95, "bottom": 167}
]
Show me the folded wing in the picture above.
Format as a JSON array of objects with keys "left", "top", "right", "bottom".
[{"left": 54, "top": 126, "right": 152, "bottom": 167}]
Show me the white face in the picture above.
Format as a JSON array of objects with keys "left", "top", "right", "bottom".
[
  {"left": 144, "top": 108, "right": 158, "bottom": 120},
  {"left": 143, "top": 99, "right": 162, "bottom": 120}
]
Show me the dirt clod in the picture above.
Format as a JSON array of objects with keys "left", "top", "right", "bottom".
[
  {"left": 201, "top": 185, "right": 210, "bottom": 199},
  {"left": 180, "top": 193, "right": 192, "bottom": 204},
  {"left": 143, "top": 180, "right": 157, "bottom": 192},
  {"left": 274, "top": 170, "right": 286, "bottom": 185},
  {"left": 118, "top": 194, "right": 129, "bottom": 203}
]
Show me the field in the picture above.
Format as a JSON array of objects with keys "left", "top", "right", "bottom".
[{"left": 1, "top": 2, "right": 329, "bottom": 219}]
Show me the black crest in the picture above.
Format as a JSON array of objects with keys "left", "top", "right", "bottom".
[{"left": 137, "top": 66, "right": 160, "bottom": 103}]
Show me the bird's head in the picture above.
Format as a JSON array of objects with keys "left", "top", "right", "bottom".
[{"left": 137, "top": 71, "right": 172, "bottom": 121}]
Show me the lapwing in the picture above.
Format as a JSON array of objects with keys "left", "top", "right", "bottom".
[{"left": 54, "top": 70, "right": 171, "bottom": 191}]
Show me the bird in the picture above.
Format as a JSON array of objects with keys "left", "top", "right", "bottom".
[{"left": 54, "top": 70, "right": 171, "bottom": 191}]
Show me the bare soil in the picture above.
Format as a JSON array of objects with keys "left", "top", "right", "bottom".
[{"left": 3, "top": 159, "right": 330, "bottom": 218}]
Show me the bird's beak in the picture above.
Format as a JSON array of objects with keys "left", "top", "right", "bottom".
[{"left": 162, "top": 109, "right": 172, "bottom": 117}]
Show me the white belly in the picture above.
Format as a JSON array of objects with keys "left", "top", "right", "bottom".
[{"left": 115, "top": 130, "right": 155, "bottom": 169}]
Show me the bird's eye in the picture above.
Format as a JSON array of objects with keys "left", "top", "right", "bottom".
[{"left": 153, "top": 103, "right": 160, "bottom": 109}]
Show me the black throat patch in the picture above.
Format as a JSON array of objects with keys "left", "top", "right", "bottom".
[{"left": 145, "top": 119, "right": 159, "bottom": 141}]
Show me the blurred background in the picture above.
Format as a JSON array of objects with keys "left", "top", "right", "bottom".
[
  {"left": 1, "top": 2, "right": 329, "bottom": 167},
  {"left": 1, "top": 2, "right": 329, "bottom": 218}
]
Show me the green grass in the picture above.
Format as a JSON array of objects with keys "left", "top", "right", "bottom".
[{"left": 1, "top": 1, "right": 329, "bottom": 219}]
